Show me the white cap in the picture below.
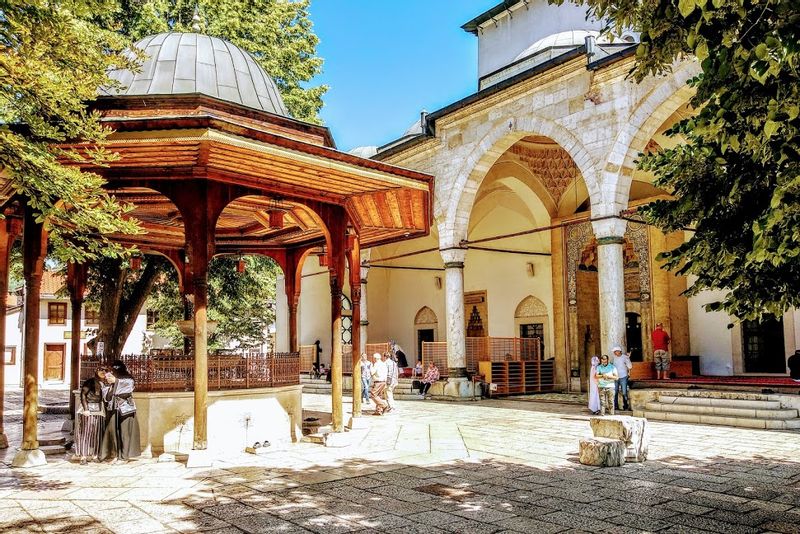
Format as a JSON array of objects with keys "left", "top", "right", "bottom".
[{"left": 612, "top": 346, "right": 623, "bottom": 353}]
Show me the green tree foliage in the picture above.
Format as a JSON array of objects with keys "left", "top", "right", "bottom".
[
  {"left": 0, "top": 0, "right": 142, "bottom": 262},
  {"left": 108, "top": 0, "right": 326, "bottom": 122},
  {"left": 147, "top": 256, "right": 279, "bottom": 351},
  {"left": 571, "top": 0, "right": 800, "bottom": 321}
]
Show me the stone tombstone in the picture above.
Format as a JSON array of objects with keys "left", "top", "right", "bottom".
[
  {"left": 590, "top": 415, "right": 649, "bottom": 462},
  {"left": 579, "top": 437, "right": 626, "bottom": 467}
]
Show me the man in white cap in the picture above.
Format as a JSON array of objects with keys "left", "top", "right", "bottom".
[
  {"left": 369, "top": 352, "right": 389, "bottom": 415},
  {"left": 611, "top": 346, "right": 632, "bottom": 411}
]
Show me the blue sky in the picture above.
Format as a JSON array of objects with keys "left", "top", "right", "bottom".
[{"left": 308, "top": 1, "right": 500, "bottom": 152}]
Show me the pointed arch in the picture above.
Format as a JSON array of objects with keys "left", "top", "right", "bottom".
[
  {"left": 415, "top": 306, "right": 438, "bottom": 325},
  {"left": 515, "top": 295, "right": 548, "bottom": 318}
]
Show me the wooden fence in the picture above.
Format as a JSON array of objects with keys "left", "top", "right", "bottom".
[{"left": 80, "top": 352, "right": 299, "bottom": 392}]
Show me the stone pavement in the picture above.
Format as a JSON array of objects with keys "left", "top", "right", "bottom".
[{"left": 0, "top": 390, "right": 799, "bottom": 533}]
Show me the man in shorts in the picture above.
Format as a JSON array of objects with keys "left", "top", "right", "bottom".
[{"left": 651, "top": 322, "right": 671, "bottom": 380}]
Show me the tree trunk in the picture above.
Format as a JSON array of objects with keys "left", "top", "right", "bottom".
[{"left": 92, "top": 258, "right": 162, "bottom": 361}]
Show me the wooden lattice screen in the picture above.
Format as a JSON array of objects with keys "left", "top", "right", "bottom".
[{"left": 423, "top": 337, "right": 543, "bottom": 378}]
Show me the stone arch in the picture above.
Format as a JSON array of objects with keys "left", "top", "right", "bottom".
[
  {"left": 599, "top": 61, "right": 700, "bottom": 215},
  {"left": 442, "top": 116, "right": 599, "bottom": 247}
]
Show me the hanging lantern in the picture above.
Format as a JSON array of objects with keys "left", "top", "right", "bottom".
[
  {"left": 237, "top": 258, "right": 246, "bottom": 273},
  {"left": 318, "top": 253, "right": 328, "bottom": 267},
  {"left": 268, "top": 209, "right": 285, "bottom": 230},
  {"left": 130, "top": 256, "right": 142, "bottom": 271}
]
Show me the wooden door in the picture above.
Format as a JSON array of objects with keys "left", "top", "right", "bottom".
[{"left": 44, "top": 344, "right": 65, "bottom": 381}]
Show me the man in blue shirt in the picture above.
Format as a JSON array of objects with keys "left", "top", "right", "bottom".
[
  {"left": 594, "top": 355, "right": 619, "bottom": 416},
  {"left": 611, "top": 346, "right": 632, "bottom": 411}
]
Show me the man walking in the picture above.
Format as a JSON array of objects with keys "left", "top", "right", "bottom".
[
  {"left": 611, "top": 346, "right": 632, "bottom": 411},
  {"left": 383, "top": 352, "right": 399, "bottom": 413},
  {"left": 651, "top": 323, "right": 671, "bottom": 380},
  {"left": 369, "top": 352, "right": 389, "bottom": 415},
  {"left": 595, "top": 355, "right": 618, "bottom": 416}
]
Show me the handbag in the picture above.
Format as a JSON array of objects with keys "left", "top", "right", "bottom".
[{"left": 116, "top": 396, "right": 136, "bottom": 416}]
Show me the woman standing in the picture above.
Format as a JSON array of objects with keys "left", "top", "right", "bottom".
[
  {"left": 359, "top": 353, "right": 372, "bottom": 403},
  {"left": 74, "top": 367, "right": 108, "bottom": 465},
  {"left": 100, "top": 360, "right": 141, "bottom": 463},
  {"left": 588, "top": 356, "right": 600, "bottom": 415}
]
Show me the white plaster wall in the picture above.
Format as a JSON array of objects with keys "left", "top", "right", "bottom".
[
  {"left": 298, "top": 261, "right": 331, "bottom": 364},
  {"left": 4, "top": 309, "right": 23, "bottom": 386},
  {"left": 688, "top": 288, "right": 734, "bottom": 375},
  {"left": 275, "top": 274, "right": 289, "bottom": 352},
  {"left": 475, "top": 0, "right": 600, "bottom": 78}
]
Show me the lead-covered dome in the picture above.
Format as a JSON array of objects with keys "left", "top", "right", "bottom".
[
  {"left": 104, "top": 32, "right": 289, "bottom": 117},
  {"left": 514, "top": 30, "right": 611, "bottom": 62}
]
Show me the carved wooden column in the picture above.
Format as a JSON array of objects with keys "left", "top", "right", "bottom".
[
  {"left": 66, "top": 263, "right": 88, "bottom": 421},
  {"left": 0, "top": 211, "right": 22, "bottom": 449},
  {"left": 347, "top": 235, "right": 362, "bottom": 417},
  {"left": 327, "top": 213, "right": 347, "bottom": 433},
  {"left": 284, "top": 249, "right": 303, "bottom": 354},
  {"left": 13, "top": 210, "right": 48, "bottom": 467}
]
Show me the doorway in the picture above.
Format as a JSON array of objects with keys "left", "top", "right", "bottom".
[
  {"left": 625, "top": 312, "right": 643, "bottom": 361},
  {"left": 417, "top": 329, "right": 435, "bottom": 362},
  {"left": 742, "top": 317, "right": 786, "bottom": 373},
  {"left": 520, "top": 323, "right": 545, "bottom": 360},
  {"left": 44, "top": 344, "right": 65, "bottom": 381}
]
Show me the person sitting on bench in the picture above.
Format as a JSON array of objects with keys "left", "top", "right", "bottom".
[{"left": 417, "top": 361, "right": 440, "bottom": 398}]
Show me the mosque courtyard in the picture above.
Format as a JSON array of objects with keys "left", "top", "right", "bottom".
[{"left": 0, "top": 391, "right": 798, "bottom": 534}]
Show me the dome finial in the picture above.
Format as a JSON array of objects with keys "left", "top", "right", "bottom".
[{"left": 191, "top": 4, "right": 203, "bottom": 32}]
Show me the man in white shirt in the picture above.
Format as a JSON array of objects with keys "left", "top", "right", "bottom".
[
  {"left": 611, "top": 346, "right": 633, "bottom": 411},
  {"left": 383, "top": 352, "right": 399, "bottom": 413},
  {"left": 369, "top": 353, "right": 389, "bottom": 415}
]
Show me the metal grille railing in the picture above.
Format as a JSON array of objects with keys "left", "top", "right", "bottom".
[{"left": 80, "top": 352, "right": 299, "bottom": 392}]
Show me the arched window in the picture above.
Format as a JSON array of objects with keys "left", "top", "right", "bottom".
[{"left": 341, "top": 294, "right": 352, "bottom": 345}]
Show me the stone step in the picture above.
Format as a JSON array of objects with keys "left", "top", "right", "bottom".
[
  {"left": 658, "top": 395, "right": 782, "bottom": 410},
  {"left": 635, "top": 410, "right": 800, "bottom": 430},
  {"left": 40, "top": 444, "right": 67, "bottom": 456},
  {"left": 39, "top": 436, "right": 66, "bottom": 447},
  {"left": 645, "top": 402, "right": 797, "bottom": 419}
]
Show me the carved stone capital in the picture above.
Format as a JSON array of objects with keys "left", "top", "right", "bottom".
[{"left": 440, "top": 247, "right": 466, "bottom": 266}]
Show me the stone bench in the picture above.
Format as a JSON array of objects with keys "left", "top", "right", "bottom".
[
  {"left": 579, "top": 437, "right": 626, "bottom": 467},
  {"left": 590, "top": 415, "right": 649, "bottom": 462}
]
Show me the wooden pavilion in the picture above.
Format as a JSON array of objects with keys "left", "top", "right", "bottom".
[{"left": 0, "top": 32, "right": 432, "bottom": 466}]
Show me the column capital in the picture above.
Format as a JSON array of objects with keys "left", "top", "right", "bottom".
[
  {"left": 591, "top": 216, "right": 627, "bottom": 241},
  {"left": 440, "top": 247, "right": 466, "bottom": 267}
]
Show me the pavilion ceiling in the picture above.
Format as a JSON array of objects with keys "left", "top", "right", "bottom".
[{"left": 47, "top": 100, "right": 434, "bottom": 253}]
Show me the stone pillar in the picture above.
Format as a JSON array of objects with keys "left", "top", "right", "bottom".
[
  {"left": 359, "top": 263, "right": 369, "bottom": 352},
  {"left": 13, "top": 211, "right": 48, "bottom": 467},
  {"left": 359, "top": 248, "right": 370, "bottom": 351},
  {"left": 592, "top": 217, "right": 628, "bottom": 357},
  {"left": 439, "top": 247, "right": 474, "bottom": 399},
  {"left": 66, "top": 263, "right": 87, "bottom": 421},
  {"left": 0, "top": 213, "right": 20, "bottom": 449}
]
